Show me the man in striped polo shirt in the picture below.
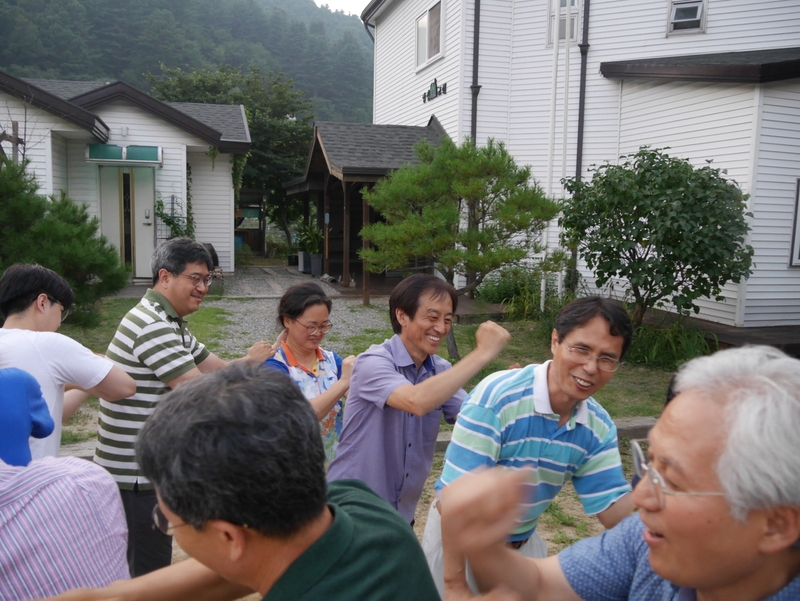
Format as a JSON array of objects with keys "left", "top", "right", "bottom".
[
  {"left": 94, "top": 238, "right": 277, "bottom": 577},
  {"left": 423, "top": 296, "right": 635, "bottom": 598}
]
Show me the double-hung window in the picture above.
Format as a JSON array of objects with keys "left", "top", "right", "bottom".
[
  {"left": 668, "top": 0, "right": 706, "bottom": 34},
  {"left": 416, "top": 2, "right": 442, "bottom": 68},
  {"left": 548, "top": 0, "right": 579, "bottom": 46}
]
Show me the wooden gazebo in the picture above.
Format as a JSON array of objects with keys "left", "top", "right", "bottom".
[{"left": 283, "top": 116, "right": 445, "bottom": 303}]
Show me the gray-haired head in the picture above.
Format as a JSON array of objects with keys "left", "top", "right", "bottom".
[
  {"left": 136, "top": 363, "right": 327, "bottom": 538},
  {"left": 672, "top": 345, "right": 800, "bottom": 522},
  {"left": 150, "top": 238, "right": 213, "bottom": 285}
]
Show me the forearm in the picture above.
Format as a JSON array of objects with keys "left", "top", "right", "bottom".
[
  {"left": 308, "top": 379, "right": 349, "bottom": 421},
  {"left": 468, "top": 545, "right": 542, "bottom": 599},
  {"left": 390, "top": 348, "right": 494, "bottom": 415},
  {"left": 442, "top": 502, "right": 471, "bottom": 597},
  {"left": 62, "top": 389, "right": 90, "bottom": 422},
  {"left": 51, "top": 559, "right": 253, "bottom": 601},
  {"left": 596, "top": 492, "right": 633, "bottom": 529}
]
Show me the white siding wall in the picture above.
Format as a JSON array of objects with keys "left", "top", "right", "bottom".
[
  {"left": 94, "top": 101, "right": 194, "bottom": 215},
  {"left": 373, "top": 0, "right": 464, "bottom": 135},
  {"left": 473, "top": 0, "right": 513, "bottom": 145},
  {"left": 188, "top": 151, "right": 235, "bottom": 272},
  {"left": 743, "top": 82, "right": 800, "bottom": 326},
  {"left": 0, "top": 92, "right": 87, "bottom": 194},
  {"left": 66, "top": 140, "right": 101, "bottom": 220},
  {"left": 50, "top": 134, "right": 68, "bottom": 196}
]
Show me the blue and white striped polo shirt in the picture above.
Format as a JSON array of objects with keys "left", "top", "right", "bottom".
[{"left": 436, "top": 361, "right": 631, "bottom": 540}]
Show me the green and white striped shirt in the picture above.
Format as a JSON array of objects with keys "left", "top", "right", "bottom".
[{"left": 94, "top": 289, "right": 210, "bottom": 489}]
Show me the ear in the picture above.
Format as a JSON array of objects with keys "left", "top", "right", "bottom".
[
  {"left": 396, "top": 308, "right": 409, "bottom": 330},
  {"left": 550, "top": 329, "right": 559, "bottom": 355},
  {"left": 758, "top": 506, "right": 800, "bottom": 554},
  {"left": 35, "top": 293, "right": 50, "bottom": 314},
  {"left": 207, "top": 520, "right": 249, "bottom": 563},
  {"left": 157, "top": 268, "right": 172, "bottom": 287}
]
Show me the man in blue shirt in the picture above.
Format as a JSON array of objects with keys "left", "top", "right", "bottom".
[{"left": 442, "top": 346, "right": 800, "bottom": 601}]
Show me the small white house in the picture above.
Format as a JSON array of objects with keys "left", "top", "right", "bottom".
[
  {"left": 0, "top": 70, "right": 250, "bottom": 276},
  {"left": 361, "top": 0, "right": 800, "bottom": 327}
]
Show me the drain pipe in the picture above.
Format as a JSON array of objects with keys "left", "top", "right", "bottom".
[
  {"left": 364, "top": 21, "right": 375, "bottom": 42},
  {"left": 567, "top": 0, "right": 591, "bottom": 292},
  {"left": 470, "top": 0, "right": 482, "bottom": 144},
  {"left": 542, "top": 0, "right": 562, "bottom": 312}
]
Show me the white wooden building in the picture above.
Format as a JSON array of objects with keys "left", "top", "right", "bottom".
[
  {"left": 0, "top": 71, "right": 250, "bottom": 275},
  {"left": 361, "top": 0, "right": 800, "bottom": 327}
]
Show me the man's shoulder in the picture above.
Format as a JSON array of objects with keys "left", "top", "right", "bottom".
[
  {"left": 581, "top": 397, "right": 617, "bottom": 434},
  {"left": 1, "top": 456, "right": 116, "bottom": 497},
  {"left": 467, "top": 364, "right": 538, "bottom": 409},
  {"left": 0, "top": 328, "right": 90, "bottom": 354}
]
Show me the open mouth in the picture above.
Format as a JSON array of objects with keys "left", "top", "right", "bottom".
[
  {"left": 642, "top": 527, "right": 665, "bottom": 546},
  {"left": 574, "top": 376, "right": 592, "bottom": 388},
  {"left": 427, "top": 334, "right": 441, "bottom": 344}
]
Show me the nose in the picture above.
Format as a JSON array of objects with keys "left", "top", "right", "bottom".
[
  {"left": 632, "top": 473, "right": 660, "bottom": 512},
  {"left": 581, "top": 356, "right": 599, "bottom": 374}
]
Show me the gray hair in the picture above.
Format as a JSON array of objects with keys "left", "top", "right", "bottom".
[
  {"left": 136, "top": 363, "right": 327, "bottom": 537},
  {"left": 150, "top": 237, "right": 213, "bottom": 285},
  {"left": 672, "top": 346, "right": 800, "bottom": 522}
]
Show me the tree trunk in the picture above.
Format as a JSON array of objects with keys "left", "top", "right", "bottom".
[
  {"left": 633, "top": 303, "right": 646, "bottom": 327},
  {"left": 446, "top": 327, "right": 460, "bottom": 361}
]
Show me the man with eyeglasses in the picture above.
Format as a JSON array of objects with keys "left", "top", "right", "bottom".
[
  {"left": 0, "top": 263, "right": 136, "bottom": 460},
  {"left": 423, "top": 296, "right": 635, "bottom": 598},
  {"left": 95, "top": 237, "right": 278, "bottom": 578},
  {"left": 441, "top": 345, "right": 800, "bottom": 601}
]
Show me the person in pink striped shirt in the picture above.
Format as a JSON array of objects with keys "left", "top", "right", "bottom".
[{"left": 0, "top": 453, "right": 129, "bottom": 598}]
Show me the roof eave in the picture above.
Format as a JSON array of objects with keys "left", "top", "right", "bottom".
[
  {"left": 71, "top": 82, "right": 225, "bottom": 148},
  {"left": 601, "top": 58, "right": 800, "bottom": 84},
  {"left": 0, "top": 70, "right": 109, "bottom": 142},
  {"left": 218, "top": 140, "right": 251, "bottom": 154},
  {"left": 361, "top": 0, "right": 396, "bottom": 25}
]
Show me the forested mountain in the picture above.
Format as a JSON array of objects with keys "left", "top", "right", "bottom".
[{"left": 0, "top": 0, "right": 374, "bottom": 122}]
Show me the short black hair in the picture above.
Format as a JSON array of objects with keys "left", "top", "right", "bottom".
[
  {"left": 136, "top": 363, "right": 327, "bottom": 538},
  {"left": 277, "top": 282, "right": 332, "bottom": 329},
  {"left": 0, "top": 263, "right": 75, "bottom": 321},
  {"left": 150, "top": 238, "right": 213, "bottom": 285},
  {"left": 389, "top": 274, "right": 458, "bottom": 334},
  {"left": 554, "top": 296, "right": 634, "bottom": 358}
]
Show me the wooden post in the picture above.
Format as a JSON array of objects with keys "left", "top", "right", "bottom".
[
  {"left": 303, "top": 192, "right": 310, "bottom": 227},
  {"left": 323, "top": 173, "right": 330, "bottom": 275},
  {"left": 362, "top": 184, "right": 370, "bottom": 306},
  {"left": 342, "top": 179, "right": 350, "bottom": 287}
]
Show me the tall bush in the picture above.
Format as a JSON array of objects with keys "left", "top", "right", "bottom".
[{"left": 0, "top": 158, "right": 129, "bottom": 309}]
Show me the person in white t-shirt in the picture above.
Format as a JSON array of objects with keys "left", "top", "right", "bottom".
[{"left": 0, "top": 263, "right": 135, "bottom": 459}]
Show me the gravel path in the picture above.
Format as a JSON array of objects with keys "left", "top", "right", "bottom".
[{"left": 203, "top": 296, "right": 391, "bottom": 357}]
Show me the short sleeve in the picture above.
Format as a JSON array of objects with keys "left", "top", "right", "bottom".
[
  {"left": 558, "top": 515, "right": 644, "bottom": 601},
  {"left": 350, "top": 350, "right": 418, "bottom": 410},
  {"left": 333, "top": 352, "right": 343, "bottom": 380},
  {"left": 437, "top": 403, "right": 502, "bottom": 492},
  {"left": 26, "top": 373, "right": 54, "bottom": 439},
  {"left": 47, "top": 334, "right": 113, "bottom": 391},
  {"left": 263, "top": 358, "right": 290, "bottom": 376},
  {"left": 572, "top": 421, "right": 631, "bottom": 515},
  {"left": 131, "top": 322, "right": 199, "bottom": 383}
]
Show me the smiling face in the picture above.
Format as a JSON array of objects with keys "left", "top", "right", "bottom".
[
  {"left": 158, "top": 261, "right": 210, "bottom": 317},
  {"left": 634, "top": 391, "right": 770, "bottom": 592},
  {"left": 284, "top": 303, "right": 331, "bottom": 355},
  {"left": 547, "top": 315, "right": 623, "bottom": 408},
  {"left": 397, "top": 290, "right": 453, "bottom": 366}
]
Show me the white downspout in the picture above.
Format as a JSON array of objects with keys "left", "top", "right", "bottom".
[{"left": 543, "top": 0, "right": 561, "bottom": 312}]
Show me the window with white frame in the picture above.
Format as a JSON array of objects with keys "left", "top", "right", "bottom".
[
  {"left": 548, "top": 0, "right": 579, "bottom": 46},
  {"left": 791, "top": 179, "right": 800, "bottom": 266},
  {"left": 668, "top": 0, "right": 706, "bottom": 34},
  {"left": 416, "top": 2, "right": 442, "bottom": 68}
]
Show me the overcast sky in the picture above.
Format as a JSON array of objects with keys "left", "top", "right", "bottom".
[{"left": 314, "top": 0, "right": 370, "bottom": 17}]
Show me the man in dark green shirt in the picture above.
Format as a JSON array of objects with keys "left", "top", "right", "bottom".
[{"left": 56, "top": 363, "right": 440, "bottom": 601}]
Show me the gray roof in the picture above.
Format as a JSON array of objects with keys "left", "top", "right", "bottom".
[
  {"left": 167, "top": 102, "right": 250, "bottom": 143},
  {"left": 23, "top": 78, "right": 250, "bottom": 146},
  {"left": 314, "top": 119, "right": 445, "bottom": 174},
  {"left": 24, "top": 79, "right": 108, "bottom": 100}
]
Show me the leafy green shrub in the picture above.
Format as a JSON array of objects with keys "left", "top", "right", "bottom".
[
  {"left": 477, "top": 265, "right": 541, "bottom": 303},
  {"left": 0, "top": 159, "right": 129, "bottom": 313},
  {"left": 625, "top": 322, "right": 716, "bottom": 370}
]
